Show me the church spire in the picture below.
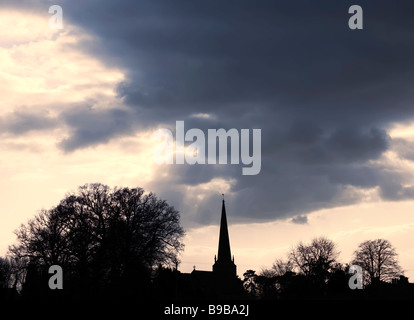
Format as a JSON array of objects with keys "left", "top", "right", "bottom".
[
  {"left": 217, "top": 197, "right": 232, "bottom": 263},
  {"left": 213, "top": 195, "right": 237, "bottom": 278}
]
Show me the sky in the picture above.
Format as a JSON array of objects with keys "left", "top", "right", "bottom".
[{"left": 1, "top": 0, "right": 414, "bottom": 280}]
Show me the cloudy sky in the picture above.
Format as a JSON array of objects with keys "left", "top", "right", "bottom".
[{"left": 1, "top": 0, "right": 414, "bottom": 279}]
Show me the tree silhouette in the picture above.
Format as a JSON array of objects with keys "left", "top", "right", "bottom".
[
  {"left": 289, "top": 237, "right": 339, "bottom": 282},
  {"left": 242, "top": 270, "right": 259, "bottom": 298},
  {"left": 352, "top": 239, "right": 403, "bottom": 285},
  {"left": 0, "top": 257, "right": 12, "bottom": 289},
  {"left": 8, "top": 183, "right": 185, "bottom": 299},
  {"left": 270, "top": 259, "right": 294, "bottom": 277}
]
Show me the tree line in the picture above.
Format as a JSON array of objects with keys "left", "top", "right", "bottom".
[
  {"left": 0, "top": 183, "right": 411, "bottom": 300},
  {"left": 243, "top": 236, "right": 409, "bottom": 299}
]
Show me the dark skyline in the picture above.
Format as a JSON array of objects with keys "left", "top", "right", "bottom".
[{"left": 0, "top": 1, "right": 414, "bottom": 281}]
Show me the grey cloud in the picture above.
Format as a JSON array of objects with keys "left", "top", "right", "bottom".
[
  {"left": 298, "top": 127, "right": 390, "bottom": 165},
  {"left": 57, "top": 106, "right": 135, "bottom": 152},
  {"left": 379, "top": 179, "right": 414, "bottom": 201},
  {"left": 390, "top": 138, "right": 414, "bottom": 162},
  {"left": 267, "top": 126, "right": 390, "bottom": 165},
  {"left": 6, "top": 1, "right": 414, "bottom": 225},
  {"left": 327, "top": 165, "right": 380, "bottom": 188},
  {"left": 291, "top": 215, "right": 308, "bottom": 225},
  {"left": 62, "top": 1, "right": 414, "bottom": 126},
  {"left": 0, "top": 109, "right": 58, "bottom": 135}
]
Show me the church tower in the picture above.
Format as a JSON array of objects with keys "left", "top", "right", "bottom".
[{"left": 212, "top": 197, "right": 237, "bottom": 279}]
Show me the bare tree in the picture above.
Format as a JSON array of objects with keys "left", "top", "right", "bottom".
[
  {"left": 289, "top": 237, "right": 339, "bottom": 281},
  {"left": 0, "top": 255, "right": 26, "bottom": 292},
  {"left": 9, "top": 207, "right": 73, "bottom": 268},
  {"left": 271, "top": 258, "right": 294, "bottom": 277},
  {"left": 352, "top": 239, "right": 403, "bottom": 285}
]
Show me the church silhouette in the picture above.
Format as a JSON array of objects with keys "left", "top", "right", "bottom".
[
  {"left": 212, "top": 197, "right": 237, "bottom": 279},
  {"left": 176, "top": 198, "right": 244, "bottom": 299}
]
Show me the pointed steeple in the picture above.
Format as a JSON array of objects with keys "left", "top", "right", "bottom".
[
  {"left": 217, "top": 198, "right": 232, "bottom": 263},
  {"left": 213, "top": 195, "right": 236, "bottom": 278}
]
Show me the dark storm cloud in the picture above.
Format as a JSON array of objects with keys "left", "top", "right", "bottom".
[
  {"left": 61, "top": 0, "right": 414, "bottom": 126},
  {"left": 7, "top": 1, "right": 414, "bottom": 225},
  {"left": 57, "top": 106, "right": 135, "bottom": 152},
  {"left": 264, "top": 125, "right": 390, "bottom": 165},
  {"left": 64, "top": 0, "right": 414, "bottom": 223}
]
